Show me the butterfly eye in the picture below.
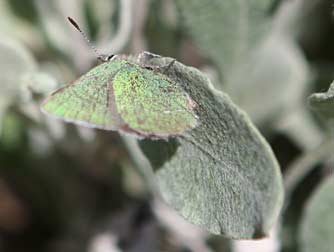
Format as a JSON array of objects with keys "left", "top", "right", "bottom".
[
  {"left": 97, "top": 55, "right": 115, "bottom": 62},
  {"left": 107, "top": 55, "right": 115, "bottom": 61},
  {"left": 144, "top": 66, "right": 154, "bottom": 70}
]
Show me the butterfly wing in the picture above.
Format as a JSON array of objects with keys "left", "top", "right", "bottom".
[
  {"left": 113, "top": 65, "right": 198, "bottom": 137},
  {"left": 41, "top": 60, "right": 126, "bottom": 130}
]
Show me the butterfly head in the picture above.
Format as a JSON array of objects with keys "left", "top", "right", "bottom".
[
  {"left": 68, "top": 17, "right": 116, "bottom": 63},
  {"left": 98, "top": 54, "right": 116, "bottom": 62}
]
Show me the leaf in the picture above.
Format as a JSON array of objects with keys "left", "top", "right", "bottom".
[
  {"left": 226, "top": 35, "right": 310, "bottom": 125},
  {"left": 0, "top": 1, "right": 42, "bottom": 46},
  {"left": 0, "top": 36, "right": 37, "bottom": 133},
  {"left": 175, "top": 0, "right": 273, "bottom": 78},
  {"left": 138, "top": 56, "right": 284, "bottom": 239},
  {"left": 308, "top": 82, "right": 334, "bottom": 120},
  {"left": 0, "top": 36, "right": 37, "bottom": 97},
  {"left": 299, "top": 176, "right": 334, "bottom": 252},
  {"left": 176, "top": 0, "right": 320, "bottom": 152},
  {"left": 0, "top": 36, "right": 57, "bottom": 139},
  {"left": 0, "top": 111, "right": 25, "bottom": 150},
  {"left": 20, "top": 71, "right": 58, "bottom": 98},
  {"left": 19, "top": 71, "right": 59, "bottom": 123}
]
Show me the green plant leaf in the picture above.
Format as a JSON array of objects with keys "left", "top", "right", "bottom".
[
  {"left": 0, "top": 1, "right": 42, "bottom": 46},
  {"left": 0, "top": 111, "right": 25, "bottom": 150},
  {"left": 0, "top": 36, "right": 36, "bottom": 97},
  {"left": 299, "top": 176, "right": 334, "bottom": 252},
  {"left": 0, "top": 36, "right": 37, "bottom": 133},
  {"left": 138, "top": 57, "right": 284, "bottom": 239},
  {"left": 226, "top": 36, "right": 310, "bottom": 125},
  {"left": 308, "top": 82, "right": 334, "bottom": 120},
  {"left": 175, "top": 0, "right": 273, "bottom": 78},
  {"left": 20, "top": 71, "right": 58, "bottom": 101}
]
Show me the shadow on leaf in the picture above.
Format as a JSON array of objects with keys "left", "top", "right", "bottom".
[{"left": 138, "top": 138, "right": 180, "bottom": 171}]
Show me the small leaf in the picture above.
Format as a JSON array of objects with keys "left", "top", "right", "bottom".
[
  {"left": 138, "top": 57, "right": 284, "bottom": 239},
  {"left": 175, "top": 0, "right": 273, "bottom": 77},
  {"left": 299, "top": 176, "right": 334, "bottom": 252},
  {"left": 0, "top": 36, "right": 37, "bottom": 132},
  {"left": 41, "top": 55, "right": 198, "bottom": 138},
  {"left": 308, "top": 82, "right": 334, "bottom": 120},
  {"left": 20, "top": 71, "right": 58, "bottom": 102},
  {"left": 0, "top": 36, "right": 36, "bottom": 97},
  {"left": 0, "top": 2, "right": 42, "bottom": 46}
]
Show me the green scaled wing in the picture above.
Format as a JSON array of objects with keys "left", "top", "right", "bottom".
[
  {"left": 113, "top": 64, "right": 198, "bottom": 137},
  {"left": 41, "top": 60, "right": 126, "bottom": 130}
]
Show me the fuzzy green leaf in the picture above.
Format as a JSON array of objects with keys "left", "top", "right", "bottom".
[
  {"left": 0, "top": 36, "right": 36, "bottom": 97},
  {"left": 138, "top": 57, "right": 284, "bottom": 239},
  {"left": 175, "top": 0, "right": 273, "bottom": 77},
  {"left": 308, "top": 82, "right": 334, "bottom": 120},
  {"left": 0, "top": 36, "right": 36, "bottom": 132},
  {"left": 299, "top": 177, "right": 334, "bottom": 252},
  {"left": 226, "top": 36, "right": 309, "bottom": 125}
]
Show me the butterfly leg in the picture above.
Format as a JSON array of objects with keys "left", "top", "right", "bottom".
[
  {"left": 98, "top": 54, "right": 120, "bottom": 62},
  {"left": 142, "top": 60, "right": 176, "bottom": 75},
  {"left": 138, "top": 51, "right": 176, "bottom": 74},
  {"left": 137, "top": 51, "right": 161, "bottom": 65},
  {"left": 139, "top": 56, "right": 176, "bottom": 75},
  {"left": 161, "top": 59, "right": 176, "bottom": 74},
  {"left": 138, "top": 51, "right": 169, "bottom": 66}
]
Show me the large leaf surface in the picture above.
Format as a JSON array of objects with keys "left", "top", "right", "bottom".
[
  {"left": 138, "top": 57, "right": 284, "bottom": 239},
  {"left": 226, "top": 36, "right": 309, "bottom": 125}
]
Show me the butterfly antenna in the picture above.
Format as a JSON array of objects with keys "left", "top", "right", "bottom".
[{"left": 67, "top": 17, "right": 112, "bottom": 62}]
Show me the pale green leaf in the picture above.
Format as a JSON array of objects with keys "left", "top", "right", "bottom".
[
  {"left": 308, "top": 82, "right": 334, "bottom": 120},
  {"left": 175, "top": 0, "right": 273, "bottom": 77},
  {"left": 0, "top": 36, "right": 37, "bottom": 132},
  {"left": 0, "top": 1, "right": 42, "bottom": 46},
  {"left": 0, "top": 36, "right": 37, "bottom": 97},
  {"left": 138, "top": 57, "right": 284, "bottom": 239},
  {"left": 0, "top": 111, "right": 24, "bottom": 150},
  {"left": 20, "top": 71, "right": 58, "bottom": 102},
  {"left": 19, "top": 71, "right": 59, "bottom": 124},
  {"left": 299, "top": 176, "right": 334, "bottom": 252},
  {"left": 226, "top": 36, "right": 310, "bottom": 125}
]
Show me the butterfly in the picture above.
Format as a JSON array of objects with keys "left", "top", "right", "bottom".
[{"left": 41, "top": 18, "right": 198, "bottom": 139}]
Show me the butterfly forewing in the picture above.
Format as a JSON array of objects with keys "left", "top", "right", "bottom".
[{"left": 42, "top": 60, "right": 127, "bottom": 130}]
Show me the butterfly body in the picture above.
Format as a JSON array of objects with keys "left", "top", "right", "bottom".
[{"left": 41, "top": 54, "right": 198, "bottom": 138}]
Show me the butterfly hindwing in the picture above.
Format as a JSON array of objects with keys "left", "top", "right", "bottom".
[{"left": 113, "top": 64, "right": 197, "bottom": 137}]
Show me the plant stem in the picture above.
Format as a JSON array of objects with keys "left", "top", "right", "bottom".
[
  {"left": 99, "top": 0, "right": 134, "bottom": 54},
  {"left": 121, "top": 136, "right": 158, "bottom": 196},
  {"left": 284, "top": 138, "right": 334, "bottom": 196}
]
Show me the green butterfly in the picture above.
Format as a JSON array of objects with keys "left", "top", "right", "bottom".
[{"left": 41, "top": 18, "right": 198, "bottom": 139}]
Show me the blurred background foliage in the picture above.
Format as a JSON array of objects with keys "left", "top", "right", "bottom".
[{"left": 0, "top": 0, "right": 333, "bottom": 251}]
